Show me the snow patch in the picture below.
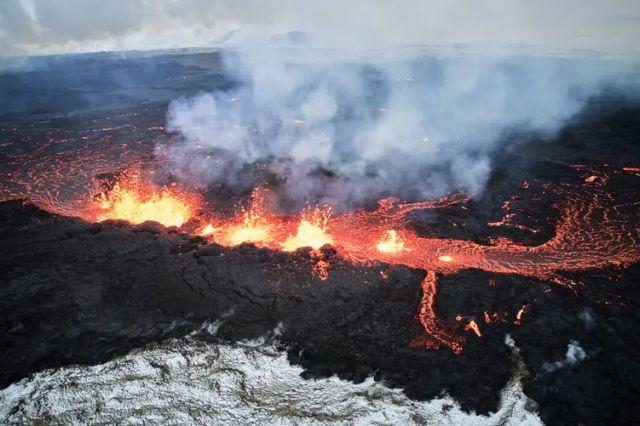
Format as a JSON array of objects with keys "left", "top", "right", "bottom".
[
  {"left": 190, "top": 309, "right": 235, "bottom": 337},
  {"left": 0, "top": 337, "right": 542, "bottom": 425}
]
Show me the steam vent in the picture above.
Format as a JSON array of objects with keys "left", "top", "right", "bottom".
[{"left": 1, "top": 2, "right": 640, "bottom": 425}]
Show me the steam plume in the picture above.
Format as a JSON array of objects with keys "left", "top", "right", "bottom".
[{"left": 164, "top": 41, "right": 639, "bottom": 208}]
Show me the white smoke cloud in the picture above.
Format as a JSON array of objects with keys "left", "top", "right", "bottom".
[
  {"left": 542, "top": 340, "right": 587, "bottom": 373},
  {"left": 3, "top": 1, "right": 639, "bottom": 208},
  {"left": 164, "top": 42, "right": 638, "bottom": 208}
]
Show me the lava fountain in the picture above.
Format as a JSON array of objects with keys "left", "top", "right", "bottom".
[
  {"left": 282, "top": 208, "right": 334, "bottom": 252},
  {"left": 88, "top": 174, "right": 199, "bottom": 228}
]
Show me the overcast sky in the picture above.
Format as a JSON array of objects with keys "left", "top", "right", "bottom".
[{"left": 1, "top": 0, "right": 640, "bottom": 57}]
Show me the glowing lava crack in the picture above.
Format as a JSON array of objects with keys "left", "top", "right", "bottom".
[{"left": 6, "top": 170, "right": 640, "bottom": 354}]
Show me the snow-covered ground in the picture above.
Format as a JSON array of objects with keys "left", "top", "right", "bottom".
[{"left": 0, "top": 337, "right": 542, "bottom": 425}]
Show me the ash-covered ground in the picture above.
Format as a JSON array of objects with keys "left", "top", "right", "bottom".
[{"left": 1, "top": 51, "right": 640, "bottom": 425}]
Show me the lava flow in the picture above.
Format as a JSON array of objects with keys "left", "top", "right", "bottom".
[{"left": 62, "top": 167, "right": 639, "bottom": 353}]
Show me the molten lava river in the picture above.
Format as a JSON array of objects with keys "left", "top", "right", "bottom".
[{"left": 2, "top": 157, "right": 639, "bottom": 354}]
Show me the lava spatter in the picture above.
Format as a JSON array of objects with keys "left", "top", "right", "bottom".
[
  {"left": 89, "top": 173, "right": 199, "bottom": 228},
  {"left": 2, "top": 163, "right": 639, "bottom": 353}
]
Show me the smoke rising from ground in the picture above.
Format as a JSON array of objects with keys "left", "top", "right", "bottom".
[
  {"left": 165, "top": 44, "right": 639, "bottom": 208},
  {"left": 3, "top": 1, "right": 639, "bottom": 207}
]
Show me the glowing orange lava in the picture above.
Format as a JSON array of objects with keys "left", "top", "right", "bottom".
[
  {"left": 91, "top": 178, "right": 197, "bottom": 228},
  {"left": 206, "top": 189, "right": 278, "bottom": 247},
  {"left": 465, "top": 320, "right": 482, "bottom": 337},
  {"left": 5, "top": 166, "right": 639, "bottom": 355},
  {"left": 200, "top": 224, "right": 215, "bottom": 236},
  {"left": 227, "top": 220, "right": 271, "bottom": 246},
  {"left": 83, "top": 171, "right": 639, "bottom": 353},
  {"left": 283, "top": 208, "right": 333, "bottom": 251},
  {"left": 376, "top": 230, "right": 406, "bottom": 254}
]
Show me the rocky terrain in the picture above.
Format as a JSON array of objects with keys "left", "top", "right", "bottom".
[{"left": 1, "top": 51, "right": 639, "bottom": 425}]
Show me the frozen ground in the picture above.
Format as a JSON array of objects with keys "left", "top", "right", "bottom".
[{"left": 0, "top": 337, "right": 541, "bottom": 425}]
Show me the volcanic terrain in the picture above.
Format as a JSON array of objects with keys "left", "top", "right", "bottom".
[{"left": 1, "top": 52, "right": 640, "bottom": 425}]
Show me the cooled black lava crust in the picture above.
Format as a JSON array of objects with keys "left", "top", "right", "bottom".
[{"left": 1, "top": 99, "right": 640, "bottom": 425}]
